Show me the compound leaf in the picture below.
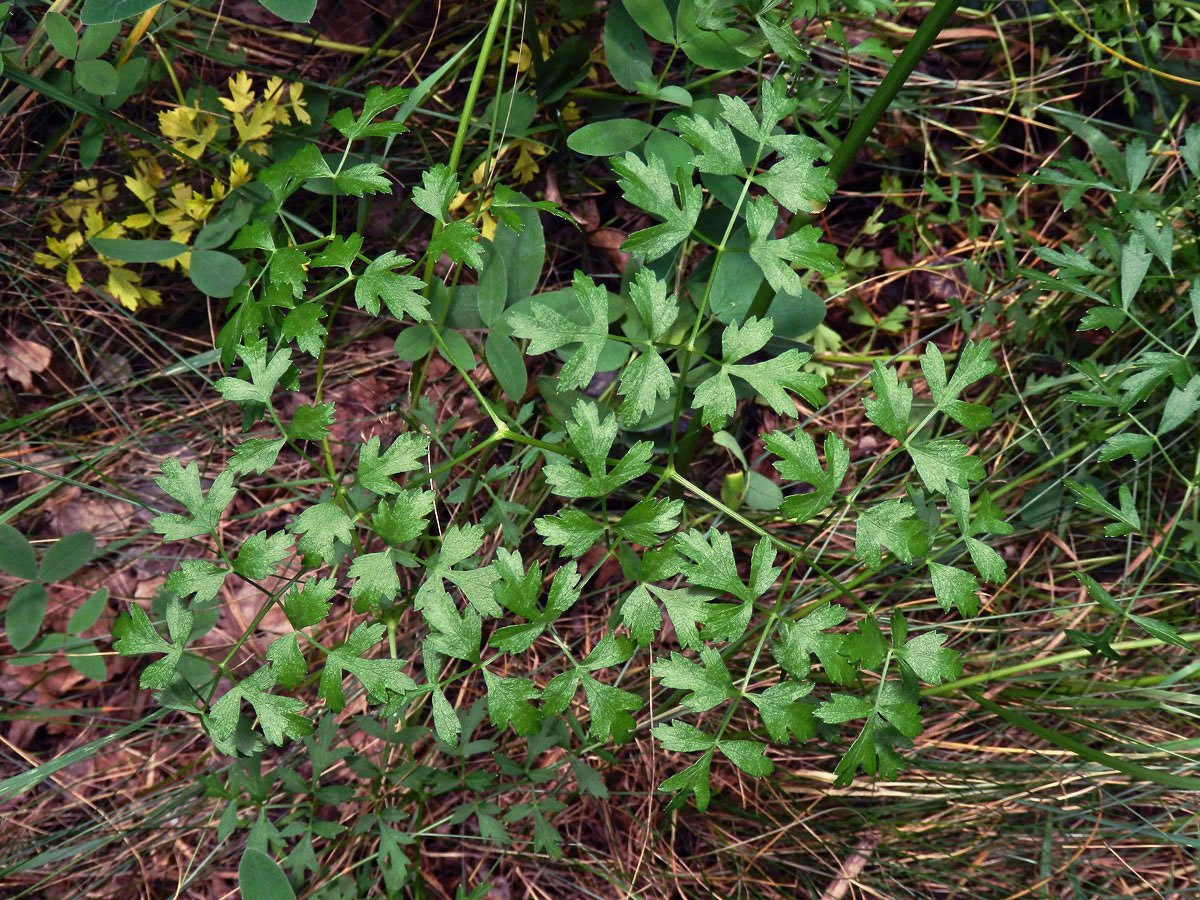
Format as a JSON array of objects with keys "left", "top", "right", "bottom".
[
  {"left": 855, "top": 498, "right": 920, "bottom": 569},
  {"left": 928, "top": 562, "right": 979, "bottom": 617},
  {"left": 894, "top": 630, "right": 961, "bottom": 685},
  {"left": 907, "top": 440, "right": 985, "bottom": 494},
  {"left": 356, "top": 433, "right": 428, "bottom": 496},
  {"left": 234, "top": 531, "right": 293, "bottom": 580},
  {"left": 864, "top": 361, "right": 912, "bottom": 440},
  {"left": 329, "top": 85, "right": 411, "bottom": 139},
  {"left": 766, "top": 429, "right": 849, "bottom": 523},
  {"left": 482, "top": 668, "right": 541, "bottom": 735},
  {"left": 355, "top": 252, "right": 429, "bottom": 321},
  {"left": 746, "top": 680, "right": 815, "bottom": 743},
  {"left": 509, "top": 271, "right": 610, "bottom": 392},
  {"left": 289, "top": 502, "right": 353, "bottom": 564},
  {"left": 746, "top": 195, "right": 839, "bottom": 294},
  {"left": 544, "top": 401, "right": 653, "bottom": 498},
  {"left": 230, "top": 437, "right": 286, "bottom": 475},
  {"left": 319, "top": 622, "right": 416, "bottom": 711},
  {"left": 612, "top": 152, "right": 701, "bottom": 260},
  {"left": 208, "top": 666, "right": 312, "bottom": 746},
  {"left": 651, "top": 647, "right": 735, "bottom": 712},
  {"left": 151, "top": 460, "right": 236, "bottom": 540}
]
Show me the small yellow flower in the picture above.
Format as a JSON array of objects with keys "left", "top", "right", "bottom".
[
  {"left": 508, "top": 43, "right": 532, "bottom": 73},
  {"left": 72, "top": 178, "right": 119, "bottom": 204},
  {"left": 125, "top": 160, "right": 164, "bottom": 204},
  {"left": 59, "top": 200, "right": 88, "bottom": 224},
  {"left": 233, "top": 101, "right": 276, "bottom": 150},
  {"left": 586, "top": 45, "right": 604, "bottom": 82},
  {"left": 122, "top": 212, "right": 155, "bottom": 229},
  {"left": 166, "top": 182, "right": 215, "bottom": 223},
  {"left": 262, "top": 76, "right": 291, "bottom": 125},
  {"left": 478, "top": 208, "right": 497, "bottom": 241}
]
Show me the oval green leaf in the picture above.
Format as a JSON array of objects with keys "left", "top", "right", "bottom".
[
  {"left": 567, "top": 119, "right": 654, "bottom": 156},
  {"left": 67, "top": 641, "right": 108, "bottom": 681},
  {"left": 477, "top": 246, "right": 508, "bottom": 326},
  {"left": 536, "top": 34, "right": 591, "bottom": 104},
  {"left": 89, "top": 237, "right": 187, "bottom": 263},
  {"left": 491, "top": 203, "right": 544, "bottom": 301},
  {"left": 10, "top": 633, "right": 69, "bottom": 666},
  {"left": 395, "top": 325, "right": 434, "bottom": 362},
  {"left": 75, "top": 58, "right": 119, "bottom": 96},
  {"left": 77, "top": 21, "right": 121, "bottom": 59},
  {"left": 68, "top": 587, "right": 109, "bottom": 635},
  {"left": 0, "top": 523, "right": 37, "bottom": 579},
  {"left": 44, "top": 12, "right": 78, "bottom": 60},
  {"left": 438, "top": 330, "right": 476, "bottom": 372},
  {"left": 769, "top": 288, "right": 826, "bottom": 339},
  {"left": 680, "top": 29, "right": 755, "bottom": 70},
  {"left": 484, "top": 89, "right": 537, "bottom": 137},
  {"left": 654, "top": 85, "right": 693, "bottom": 107},
  {"left": 605, "top": 2, "right": 653, "bottom": 91},
  {"left": 622, "top": 0, "right": 675, "bottom": 43},
  {"left": 40, "top": 531, "right": 95, "bottom": 583},
  {"left": 238, "top": 848, "right": 296, "bottom": 900},
  {"left": 7, "top": 583, "right": 48, "bottom": 651},
  {"left": 81, "top": 0, "right": 159, "bottom": 24},
  {"left": 79, "top": 119, "right": 105, "bottom": 168},
  {"left": 103, "top": 55, "right": 149, "bottom": 110},
  {"left": 189, "top": 250, "right": 246, "bottom": 298},
  {"left": 194, "top": 200, "right": 253, "bottom": 251},
  {"left": 645, "top": 128, "right": 694, "bottom": 174},
  {"left": 485, "top": 331, "right": 528, "bottom": 403},
  {"left": 258, "top": 0, "right": 318, "bottom": 23},
  {"left": 744, "top": 471, "right": 783, "bottom": 511}
]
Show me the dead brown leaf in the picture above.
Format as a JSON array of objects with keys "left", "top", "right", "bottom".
[
  {"left": 0, "top": 338, "right": 51, "bottom": 390},
  {"left": 589, "top": 227, "right": 631, "bottom": 273}
]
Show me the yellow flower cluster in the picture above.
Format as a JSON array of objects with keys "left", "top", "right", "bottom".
[{"left": 36, "top": 72, "right": 306, "bottom": 310}]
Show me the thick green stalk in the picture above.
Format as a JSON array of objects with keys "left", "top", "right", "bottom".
[
  {"left": 412, "top": 0, "right": 510, "bottom": 401},
  {"left": 444, "top": 0, "right": 510, "bottom": 177},
  {"left": 821, "top": 0, "right": 964, "bottom": 189},
  {"left": 672, "top": 0, "right": 963, "bottom": 478}
]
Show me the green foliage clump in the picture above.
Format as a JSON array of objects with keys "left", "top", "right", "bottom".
[{"left": 101, "top": 78, "right": 1022, "bottom": 874}]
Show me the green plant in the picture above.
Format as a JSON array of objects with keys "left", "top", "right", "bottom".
[
  {"left": 84, "top": 56, "right": 1063, "bottom": 889},
  {"left": 0, "top": 1, "right": 1197, "bottom": 898},
  {"left": 0, "top": 525, "right": 106, "bottom": 680}
]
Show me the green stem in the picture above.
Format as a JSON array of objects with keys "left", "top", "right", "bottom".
[
  {"left": 418, "top": 0, "right": 510, "bottom": 293},
  {"left": 824, "top": 0, "right": 964, "bottom": 187},
  {"left": 411, "top": 0, "right": 510, "bottom": 403}
]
